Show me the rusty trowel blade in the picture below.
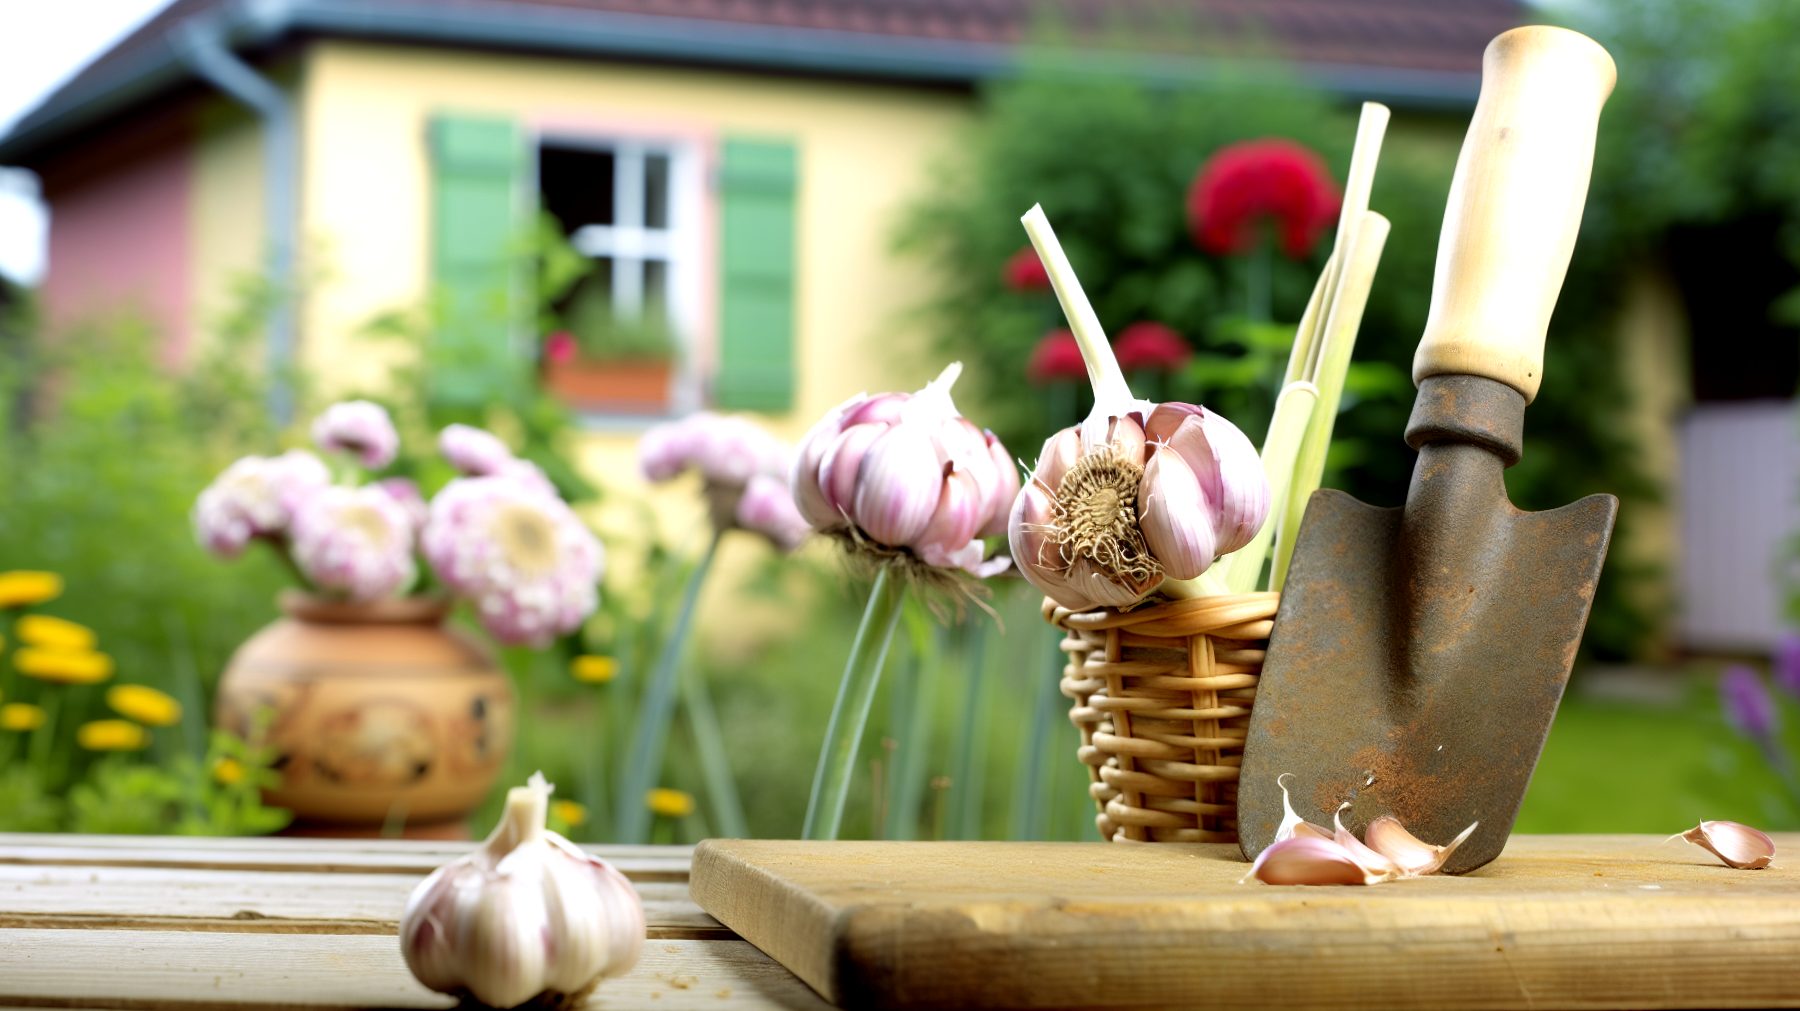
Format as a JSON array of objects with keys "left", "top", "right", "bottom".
[{"left": 1238, "top": 440, "right": 1616, "bottom": 874}]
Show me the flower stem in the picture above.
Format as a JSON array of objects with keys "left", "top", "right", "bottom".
[
  {"left": 615, "top": 527, "right": 722, "bottom": 844},
  {"left": 680, "top": 662, "right": 749, "bottom": 838},
  {"left": 803, "top": 562, "right": 908, "bottom": 840}
]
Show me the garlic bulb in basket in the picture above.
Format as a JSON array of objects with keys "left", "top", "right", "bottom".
[{"left": 401, "top": 773, "right": 644, "bottom": 1007}]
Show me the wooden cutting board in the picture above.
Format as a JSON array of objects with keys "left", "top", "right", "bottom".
[{"left": 690, "top": 835, "right": 1800, "bottom": 1010}]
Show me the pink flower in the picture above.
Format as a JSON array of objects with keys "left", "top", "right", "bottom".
[
  {"left": 1002, "top": 246, "right": 1051, "bottom": 292},
  {"left": 192, "top": 450, "right": 331, "bottom": 557},
  {"left": 791, "top": 363, "right": 1018, "bottom": 575},
  {"left": 290, "top": 485, "right": 418, "bottom": 601},
  {"left": 736, "top": 473, "right": 811, "bottom": 551},
  {"left": 421, "top": 476, "right": 604, "bottom": 647},
  {"left": 376, "top": 477, "right": 430, "bottom": 534},
  {"left": 544, "top": 330, "right": 578, "bottom": 365},
  {"left": 1114, "top": 322, "right": 1191, "bottom": 372},
  {"left": 639, "top": 413, "right": 788, "bottom": 487},
  {"left": 438, "top": 424, "right": 516, "bottom": 477},
  {"left": 1027, "top": 329, "right": 1087, "bottom": 385},
  {"left": 1188, "top": 138, "right": 1340, "bottom": 259},
  {"left": 311, "top": 400, "right": 400, "bottom": 469}
]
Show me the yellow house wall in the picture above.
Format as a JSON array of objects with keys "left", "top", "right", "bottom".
[{"left": 188, "top": 98, "right": 266, "bottom": 361}]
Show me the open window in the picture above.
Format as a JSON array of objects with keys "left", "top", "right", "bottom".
[{"left": 537, "top": 137, "right": 702, "bottom": 419}]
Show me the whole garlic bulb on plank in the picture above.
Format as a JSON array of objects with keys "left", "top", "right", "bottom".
[{"left": 401, "top": 773, "right": 644, "bottom": 1007}]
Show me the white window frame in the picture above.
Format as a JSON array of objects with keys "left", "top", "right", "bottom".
[{"left": 536, "top": 133, "right": 705, "bottom": 422}]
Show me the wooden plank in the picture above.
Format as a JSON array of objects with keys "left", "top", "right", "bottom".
[
  {"left": 0, "top": 835, "right": 691, "bottom": 881},
  {"left": 0, "top": 932, "right": 827, "bottom": 1011},
  {"left": 0, "top": 866, "right": 727, "bottom": 938},
  {"left": 692, "top": 835, "right": 1800, "bottom": 1010}
]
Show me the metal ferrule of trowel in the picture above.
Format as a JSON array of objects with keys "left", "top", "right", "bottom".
[{"left": 1238, "top": 26, "right": 1622, "bottom": 873}]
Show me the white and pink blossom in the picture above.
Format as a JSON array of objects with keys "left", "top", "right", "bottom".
[
  {"left": 290, "top": 484, "right": 418, "bottom": 601},
  {"left": 312, "top": 400, "right": 400, "bottom": 469},
  {"left": 736, "top": 473, "right": 811, "bottom": 552},
  {"left": 421, "top": 476, "right": 604, "bottom": 647},
  {"left": 439, "top": 424, "right": 515, "bottom": 477},
  {"left": 192, "top": 449, "right": 331, "bottom": 557}
]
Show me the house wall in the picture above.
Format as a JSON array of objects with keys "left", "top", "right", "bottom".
[
  {"left": 188, "top": 100, "right": 267, "bottom": 351},
  {"left": 39, "top": 121, "right": 194, "bottom": 356},
  {"left": 295, "top": 41, "right": 974, "bottom": 590}
]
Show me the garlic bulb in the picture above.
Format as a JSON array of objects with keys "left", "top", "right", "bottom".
[
  {"left": 1010, "top": 206, "right": 1269, "bottom": 611},
  {"left": 401, "top": 773, "right": 644, "bottom": 1007}
]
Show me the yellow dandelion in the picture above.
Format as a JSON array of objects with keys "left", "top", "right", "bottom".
[
  {"left": 0, "top": 571, "right": 63, "bottom": 609},
  {"left": 646, "top": 788, "right": 695, "bottom": 818},
  {"left": 106, "top": 684, "right": 182, "bottom": 727},
  {"left": 551, "top": 799, "right": 589, "bottom": 827},
  {"left": 15, "top": 614, "right": 94, "bottom": 651},
  {"left": 15, "top": 648, "right": 113, "bottom": 685},
  {"left": 77, "top": 719, "right": 148, "bottom": 751},
  {"left": 570, "top": 654, "right": 618, "bottom": 684},
  {"left": 212, "top": 757, "right": 245, "bottom": 786},
  {"left": 0, "top": 703, "right": 47, "bottom": 732}
]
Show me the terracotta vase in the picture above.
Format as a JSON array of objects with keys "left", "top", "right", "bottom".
[{"left": 214, "top": 591, "right": 515, "bottom": 838}]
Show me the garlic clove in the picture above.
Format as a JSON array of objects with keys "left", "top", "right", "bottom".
[
  {"left": 1273, "top": 773, "right": 1332, "bottom": 843},
  {"left": 819, "top": 423, "right": 887, "bottom": 520},
  {"left": 1247, "top": 836, "right": 1370, "bottom": 886},
  {"left": 852, "top": 424, "right": 943, "bottom": 547},
  {"left": 1009, "top": 483, "right": 1099, "bottom": 612},
  {"left": 913, "top": 469, "right": 982, "bottom": 561},
  {"left": 1677, "top": 820, "right": 1775, "bottom": 869},
  {"left": 843, "top": 391, "right": 908, "bottom": 428},
  {"left": 1138, "top": 444, "right": 1218, "bottom": 581},
  {"left": 978, "top": 431, "right": 1023, "bottom": 539},
  {"left": 1107, "top": 413, "right": 1148, "bottom": 466},
  {"left": 1332, "top": 804, "right": 1401, "bottom": 883},
  {"left": 1069, "top": 556, "right": 1156, "bottom": 608},
  {"left": 793, "top": 397, "right": 862, "bottom": 528},
  {"left": 1198, "top": 410, "right": 1270, "bottom": 555},
  {"left": 1144, "top": 402, "right": 1202, "bottom": 444},
  {"left": 1365, "top": 815, "right": 1478, "bottom": 876},
  {"left": 1035, "top": 428, "right": 1082, "bottom": 495}
]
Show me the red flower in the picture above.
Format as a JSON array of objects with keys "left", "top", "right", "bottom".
[
  {"left": 1003, "top": 246, "right": 1051, "bottom": 291},
  {"left": 1027, "top": 328, "right": 1087, "bottom": 384},
  {"left": 1188, "top": 139, "right": 1340, "bottom": 259},
  {"left": 544, "top": 330, "right": 578, "bottom": 365},
  {"left": 1114, "top": 322, "right": 1191, "bottom": 372}
]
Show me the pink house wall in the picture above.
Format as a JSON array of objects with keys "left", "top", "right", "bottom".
[{"left": 41, "top": 135, "right": 193, "bottom": 361}]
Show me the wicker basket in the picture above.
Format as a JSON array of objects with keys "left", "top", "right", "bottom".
[{"left": 1044, "top": 591, "right": 1280, "bottom": 843}]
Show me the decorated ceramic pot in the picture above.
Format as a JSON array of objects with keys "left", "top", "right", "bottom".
[{"left": 215, "top": 591, "right": 515, "bottom": 837}]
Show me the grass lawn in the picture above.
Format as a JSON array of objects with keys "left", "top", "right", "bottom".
[{"left": 1515, "top": 671, "right": 1800, "bottom": 834}]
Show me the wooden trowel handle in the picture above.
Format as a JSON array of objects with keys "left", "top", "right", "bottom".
[{"left": 1412, "top": 26, "right": 1616, "bottom": 404}]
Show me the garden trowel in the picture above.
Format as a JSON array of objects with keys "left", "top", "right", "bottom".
[{"left": 1237, "top": 26, "right": 1619, "bottom": 874}]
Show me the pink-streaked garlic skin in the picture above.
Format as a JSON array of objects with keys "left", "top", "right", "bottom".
[
  {"left": 1138, "top": 443, "right": 1219, "bottom": 580},
  {"left": 1333, "top": 804, "right": 1401, "bottom": 884},
  {"left": 788, "top": 366, "right": 1016, "bottom": 576},
  {"left": 1249, "top": 836, "right": 1370, "bottom": 886},
  {"left": 1364, "top": 815, "right": 1463, "bottom": 876},
  {"left": 1679, "top": 820, "right": 1776, "bottom": 869}
]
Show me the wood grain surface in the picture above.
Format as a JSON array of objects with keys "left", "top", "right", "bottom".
[
  {"left": 0, "top": 834, "right": 822, "bottom": 1011},
  {"left": 691, "top": 835, "right": 1800, "bottom": 1010}
]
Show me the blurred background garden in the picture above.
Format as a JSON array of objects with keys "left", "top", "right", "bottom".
[{"left": 1, "top": 0, "right": 1799, "bottom": 841}]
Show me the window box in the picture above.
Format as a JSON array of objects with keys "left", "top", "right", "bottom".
[{"left": 542, "top": 356, "right": 672, "bottom": 416}]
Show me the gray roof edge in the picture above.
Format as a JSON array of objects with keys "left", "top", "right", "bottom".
[{"left": 0, "top": 0, "right": 1480, "bottom": 164}]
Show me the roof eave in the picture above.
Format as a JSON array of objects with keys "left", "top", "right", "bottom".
[{"left": 0, "top": 0, "right": 1480, "bottom": 165}]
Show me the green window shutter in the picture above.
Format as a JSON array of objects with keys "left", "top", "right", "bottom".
[
  {"left": 430, "top": 114, "right": 523, "bottom": 407},
  {"left": 716, "top": 138, "right": 797, "bottom": 411}
]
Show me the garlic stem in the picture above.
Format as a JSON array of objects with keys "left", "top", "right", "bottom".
[
  {"left": 494, "top": 775, "right": 550, "bottom": 853},
  {"left": 1020, "top": 205, "right": 1144, "bottom": 445}
]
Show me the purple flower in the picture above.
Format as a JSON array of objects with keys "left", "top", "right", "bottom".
[
  {"left": 1773, "top": 632, "right": 1800, "bottom": 700},
  {"left": 311, "top": 401, "right": 399, "bottom": 469},
  {"left": 421, "top": 476, "right": 604, "bottom": 647},
  {"left": 1720, "top": 664, "right": 1780, "bottom": 739},
  {"left": 290, "top": 485, "right": 418, "bottom": 601},
  {"left": 736, "top": 473, "right": 811, "bottom": 552},
  {"left": 376, "top": 477, "right": 430, "bottom": 534},
  {"left": 439, "top": 424, "right": 515, "bottom": 477},
  {"left": 192, "top": 450, "right": 331, "bottom": 557}
]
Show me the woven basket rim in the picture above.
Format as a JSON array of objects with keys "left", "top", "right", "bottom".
[{"left": 1044, "top": 591, "right": 1279, "bottom": 638}]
